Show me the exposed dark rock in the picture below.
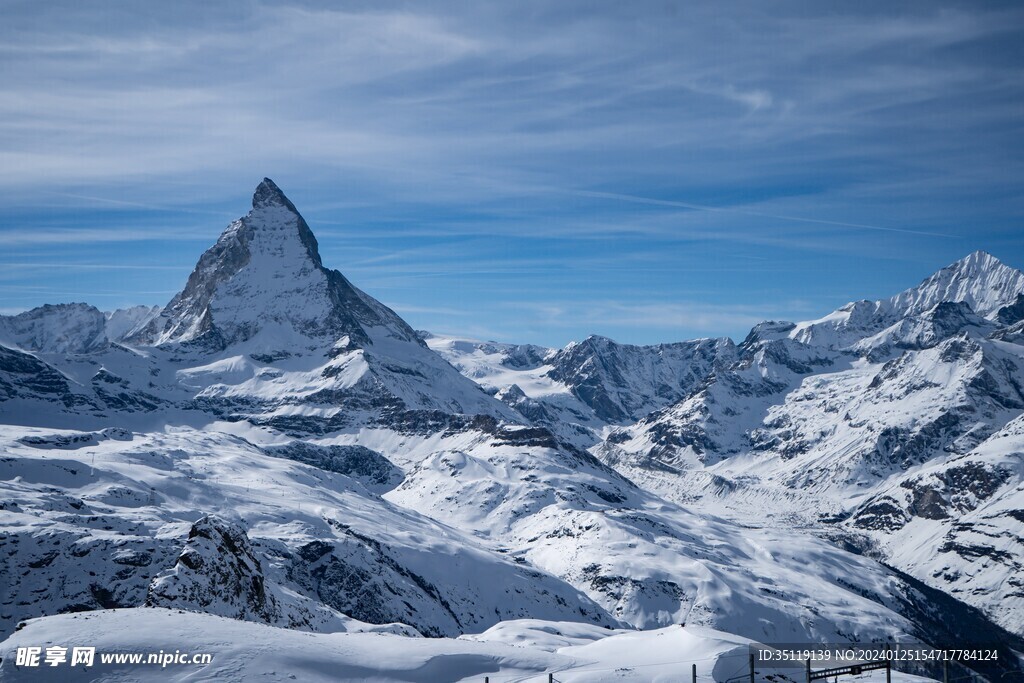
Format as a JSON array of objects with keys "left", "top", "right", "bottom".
[
  {"left": 263, "top": 442, "right": 402, "bottom": 493},
  {"left": 146, "top": 515, "right": 280, "bottom": 624}
]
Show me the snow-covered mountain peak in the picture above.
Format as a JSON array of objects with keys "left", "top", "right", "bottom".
[
  {"left": 0, "top": 302, "right": 109, "bottom": 354},
  {"left": 889, "top": 250, "right": 1024, "bottom": 319},
  {"left": 253, "top": 176, "right": 297, "bottom": 210},
  {"left": 246, "top": 176, "right": 325, "bottom": 269},
  {"left": 86, "top": 178, "right": 513, "bottom": 424},
  {"left": 134, "top": 178, "right": 420, "bottom": 352},
  {"left": 790, "top": 251, "right": 1024, "bottom": 350},
  {"left": 739, "top": 320, "right": 796, "bottom": 348}
]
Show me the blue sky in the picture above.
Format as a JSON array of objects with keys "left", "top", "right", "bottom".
[{"left": 2, "top": 0, "right": 1023, "bottom": 346}]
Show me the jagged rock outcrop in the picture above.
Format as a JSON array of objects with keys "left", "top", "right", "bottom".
[
  {"left": 146, "top": 515, "right": 281, "bottom": 624},
  {"left": 263, "top": 442, "right": 403, "bottom": 494}
]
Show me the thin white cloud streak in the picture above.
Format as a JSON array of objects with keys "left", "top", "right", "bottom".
[
  {"left": 0, "top": 229, "right": 212, "bottom": 246},
  {"left": 498, "top": 299, "right": 815, "bottom": 335},
  {"left": 0, "top": 262, "right": 190, "bottom": 270},
  {"left": 564, "top": 190, "right": 953, "bottom": 238},
  {"left": 0, "top": 9, "right": 481, "bottom": 189},
  {"left": 42, "top": 192, "right": 236, "bottom": 217},
  {"left": 388, "top": 303, "right": 470, "bottom": 317}
]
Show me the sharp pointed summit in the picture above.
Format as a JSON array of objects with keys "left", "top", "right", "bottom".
[
  {"left": 252, "top": 177, "right": 295, "bottom": 210},
  {"left": 132, "top": 178, "right": 419, "bottom": 352},
  {"left": 120, "top": 177, "right": 510, "bottom": 425}
]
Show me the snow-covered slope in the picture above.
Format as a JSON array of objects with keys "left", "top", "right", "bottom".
[
  {"left": 104, "top": 305, "right": 162, "bottom": 343},
  {"left": 591, "top": 253, "right": 1024, "bottom": 636},
  {"left": 0, "top": 425, "right": 613, "bottom": 640},
  {"left": 847, "top": 414, "right": 1024, "bottom": 633},
  {"left": 3, "top": 608, "right": 889, "bottom": 683},
  {"left": 424, "top": 333, "right": 608, "bottom": 447}
]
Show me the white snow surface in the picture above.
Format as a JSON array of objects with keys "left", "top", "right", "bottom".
[
  {"left": 0, "top": 425, "right": 612, "bottom": 640},
  {"left": 0, "top": 609, "right": 942, "bottom": 683},
  {"left": 103, "top": 306, "right": 162, "bottom": 343}
]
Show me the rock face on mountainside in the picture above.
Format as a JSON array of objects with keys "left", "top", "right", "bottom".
[
  {"left": 147, "top": 515, "right": 282, "bottom": 624},
  {"left": 425, "top": 333, "right": 738, "bottom": 448},
  {"left": 545, "top": 335, "right": 735, "bottom": 423},
  {"left": 0, "top": 344, "right": 93, "bottom": 409},
  {"left": 2, "top": 179, "right": 1023, "bottom": 673},
  {"left": 0, "top": 303, "right": 163, "bottom": 355}
]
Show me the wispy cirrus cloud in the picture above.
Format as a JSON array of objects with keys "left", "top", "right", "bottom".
[
  {"left": 0, "top": 262, "right": 190, "bottom": 270},
  {"left": 499, "top": 299, "right": 815, "bottom": 334},
  {"left": 0, "top": 229, "right": 213, "bottom": 246},
  {"left": 1, "top": 1, "right": 1022, "bottom": 344}
]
